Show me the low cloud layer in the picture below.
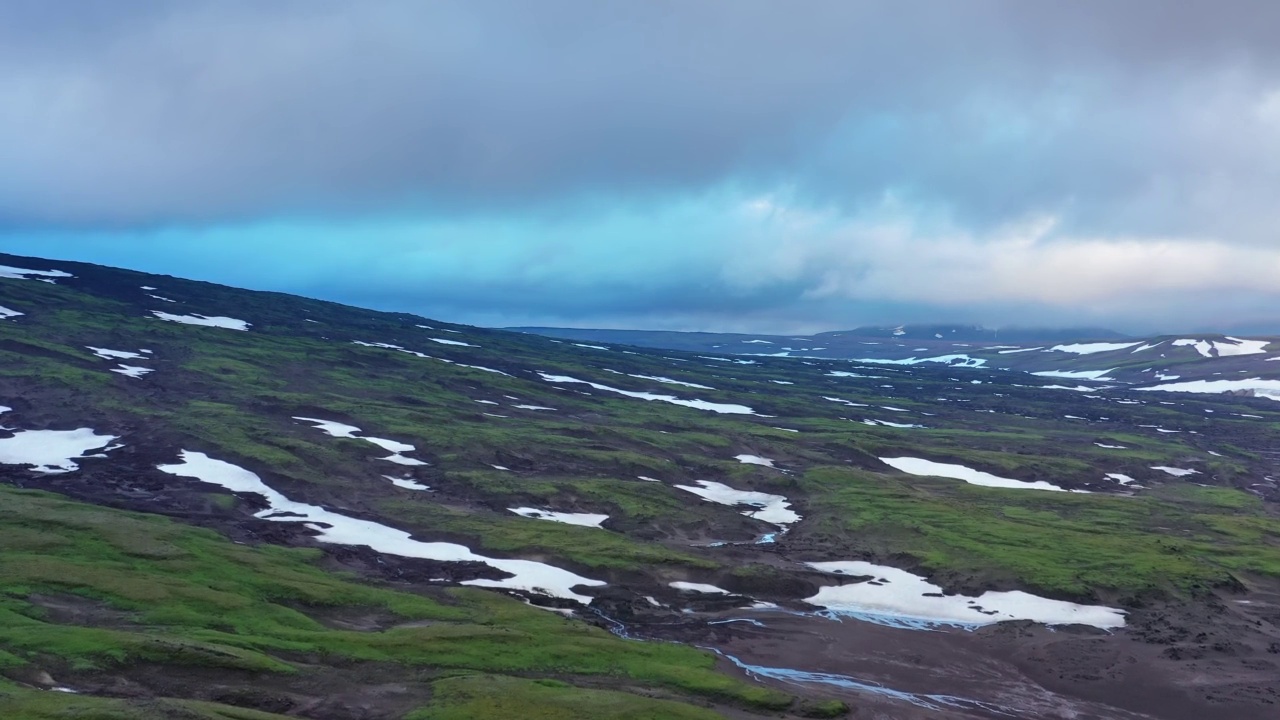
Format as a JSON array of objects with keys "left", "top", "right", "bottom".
[{"left": 2, "top": 1, "right": 1277, "bottom": 332}]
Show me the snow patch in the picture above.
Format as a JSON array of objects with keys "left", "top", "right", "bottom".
[
  {"left": 293, "top": 417, "right": 428, "bottom": 466},
  {"left": 1151, "top": 466, "right": 1199, "bottom": 477},
  {"left": 854, "top": 354, "right": 986, "bottom": 368},
  {"left": 1173, "top": 337, "right": 1269, "bottom": 358},
  {"left": 805, "top": 561, "right": 1125, "bottom": 629},
  {"left": 1135, "top": 378, "right": 1280, "bottom": 401},
  {"left": 1032, "top": 369, "right": 1114, "bottom": 380},
  {"left": 623, "top": 373, "right": 713, "bottom": 390},
  {"left": 823, "top": 396, "right": 869, "bottom": 407},
  {"left": 509, "top": 508, "right": 609, "bottom": 528},
  {"left": 881, "top": 457, "right": 1071, "bottom": 492},
  {"left": 87, "top": 347, "right": 145, "bottom": 360},
  {"left": 152, "top": 312, "right": 250, "bottom": 331},
  {"left": 158, "top": 452, "right": 604, "bottom": 603},
  {"left": 0, "top": 428, "right": 119, "bottom": 474},
  {"left": 1050, "top": 342, "right": 1141, "bottom": 354},
  {"left": 675, "top": 480, "right": 800, "bottom": 527},
  {"left": 0, "top": 265, "right": 73, "bottom": 281},
  {"left": 538, "top": 373, "right": 755, "bottom": 415},
  {"left": 670, "top": 582, "right": 730, "bottom": 594},
  {"left": 862, "top": 419, "right": 926, "bottom": 429},
  {"left": 385, "top": 476, "right": 430, "bottom": 491},
  {"left": 110, "top": 365, "right": 154, "bottom": 379}
]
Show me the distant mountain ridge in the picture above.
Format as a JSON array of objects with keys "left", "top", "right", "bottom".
[
  {"left": 512, "top": 324, "right": 1280, "bottom": 388},
  {"left": 514, "top": 323, "right": 1130, "bottom": 344}
]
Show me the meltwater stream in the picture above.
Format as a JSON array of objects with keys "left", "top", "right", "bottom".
[
  {"left": 589, "top": 607, "right": 1014, "bottom": 717},
  {"left": 710, "top": 650, "right": 1016, "bottom": 716}
]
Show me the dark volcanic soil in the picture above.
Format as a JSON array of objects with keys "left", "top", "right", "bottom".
[{"left": 642, "top": 594, "right": 1280, "bottom": 720}]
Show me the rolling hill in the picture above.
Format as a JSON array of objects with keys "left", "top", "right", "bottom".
[{"left": 2, "top": 252, "right": 1279, "bottom": 720}]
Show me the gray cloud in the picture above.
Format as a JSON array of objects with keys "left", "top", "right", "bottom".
[{"left": 2, "top": 0, "right": 1279, "bottom": 242}]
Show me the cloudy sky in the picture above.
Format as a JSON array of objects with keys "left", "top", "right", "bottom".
[{"left": 2, "top": 0, "right": 1279, "bottom": 333}]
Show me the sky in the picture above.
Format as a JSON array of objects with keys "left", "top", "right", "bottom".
[{"left": 2, "top": 0, "right": 1279, "bottom": 334}]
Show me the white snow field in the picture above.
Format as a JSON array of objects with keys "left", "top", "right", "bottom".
[
  {"left": 1049, "top": 342, "right": 1141, "bottom": 354},
  {"left": 1105, "top": 473, "right": 1141, "bottom": 487},
  {"left": 675, "top": 480, "right": 800, "bottom": 527},
  {"left": 538, "top": 373, "right": 756, "bottom": 414},
  {"left": 110, "top": 365, "right": 154, "bottom": 379},
  {"left": 385, "top": 476, "right": 430, "bottom": 490},
  {"left": 293, "top": 417, "right": 429, "bottom": 466},
  {"left": 805, "top": 561, "right": 1125, "bottom": 629},
  {"left": 152, "top": 311, "right": 250, "bottom": 331},
  {"left": 1151, "top": 466, "right": 1199, "bottom": 477},
  {"left": 880, "top": 456, "right": 1070, "bottom": 492},
  {"left": 1032, "top": 369, "right": 1114, "bottom": 380},
  {"left": 87, "top": 347, "right": 146, "bottom": 360},
  {"left": 615, "top": 372, "right": 713, "bottom": 390},
  {"left": 670, "top": 581, "right": 731, "bottom": 594},
  {"left": 1172, "top": 337, "right": 1270, "bottom": 358},
  {"left": 508, "top": 508, "right": 610, "bottom": 528},
  {"left": 1136, "top": 378, "right": 1280, "bottom": 402},
  {"left": 854, "top": 354, "right": 987, "bottom": 368},
  {"left": 0, "top": 428, "right": 120, "bottom": 474},
  {"left": 158, "top": 452, "right": 605, "bottom": 603},
  {"left": 350, "top": 341, "right": 512, "bottom": 376},
  {"left": 0, "top": 264, "right": 73, "bottom": 281},
  {"left": 862, "top": 419, "right": 926, "bottom": 429}
]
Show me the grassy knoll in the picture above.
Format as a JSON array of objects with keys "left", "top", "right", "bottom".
[
  {"left": 0, "top": 680, "right": 297, "bottom": 720},
  {"left": 0, "top": 486, "right": 789, "bottom": 717}
]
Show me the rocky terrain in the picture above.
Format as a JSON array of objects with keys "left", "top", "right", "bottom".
[{"left": 2, "top": 251, "right": 1279, "bottom": 719}]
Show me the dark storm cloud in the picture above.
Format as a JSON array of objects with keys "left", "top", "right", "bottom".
[{"left": 2, "top": 0, "right": 1278, "bottom": 238}]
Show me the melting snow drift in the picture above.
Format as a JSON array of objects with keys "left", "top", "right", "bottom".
[
  {"left": 676, "top": 480, "right": 800, "bottom": 526},
  {"left": 538, "top": 373, "right": 755, "bottom": 414},
  {"left": 1136, "top": 378, "right": 1280, "bottom": 402},
  {"left": 670, "top": 581, "right": 731, "bottom": 594},
  {"left": 293, "top": 417, "right": 428, "bottom": 465},
  {"left": 805, "top": 561, "right": 1125, "bottom": 630},
  {"left": 0, "top": 428, "right": 120, "bottom": 474},
  {"left": 881, "top": 457, "right": 1070, "bottom": 492},
  {"left": 1049, "top": 342, "right": 1140, "bottom": 354},
  {"left": 509, "top": 508, "right": 610, "bottom": 528},
  {"left": 158, "top": 452, "right": 604, "bottom": 603},
  {"left": 0, "top": 264, "right": 73, "bottom": 281},
  {"left": 153, "top": 311, "right": 250, "bottom": 331},
  {"left": 110, "top": 365, "right": 154, "bottom": 379}
]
